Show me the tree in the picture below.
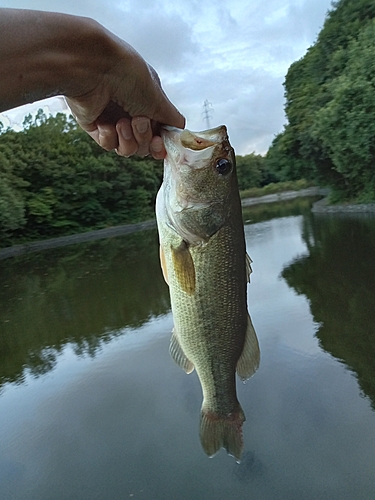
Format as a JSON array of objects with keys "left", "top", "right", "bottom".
[
  {"left": 236, "top": 153, "right": 276, "bottom": 190},
  {"left": 311, "top": 20, "right": 375, "bottom": 201},
  {"left": 0, "top": 148, "right": 29, "bottom": 241},
  {"left": 267, "top": 0, "right": 375, "bottom": 201},
  {"left": 0, "top": 111, "right": 163, "bottom": 246}
]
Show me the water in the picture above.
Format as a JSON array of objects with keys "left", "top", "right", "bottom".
[{"left": 1, "top": 199, "right": 375, "bottom": 499}]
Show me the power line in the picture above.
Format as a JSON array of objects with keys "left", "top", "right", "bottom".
[{"left": 202, "top": 100, "right": 213, "bottom": 129}]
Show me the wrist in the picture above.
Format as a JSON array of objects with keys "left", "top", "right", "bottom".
[{"left": 58, "top": 16, "right": 119, "bottom": 98}]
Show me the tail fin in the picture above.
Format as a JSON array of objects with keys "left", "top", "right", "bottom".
[{"left": 200, "top": 407, "right": 245, "bottom": 462}]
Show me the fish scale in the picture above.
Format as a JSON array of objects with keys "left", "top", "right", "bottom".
[
  {"left": 156, "top": 125, "right": 260, "bottom": 461},
  {"left": 166, "top": 225, "right": 247, "bottom": 409}
]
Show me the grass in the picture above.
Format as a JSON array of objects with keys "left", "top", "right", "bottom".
[{"left": 240, "top": 179, "right": 315, "bottom": 199}]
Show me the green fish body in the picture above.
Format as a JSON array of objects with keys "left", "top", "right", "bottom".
[{"left": 156, "top": 126, "right": 260, "bottom": 461}]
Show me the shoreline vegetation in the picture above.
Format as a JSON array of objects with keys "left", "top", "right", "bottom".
[
  {"left": 2, "top": 185, "right": 374, "bottom": 261},
  {"left": 0, "top": 183, "right": 314, "bottom": 260},
  {"left": 266, "top": 1, "right": 375, "bottom": 205},
  {"left": 0, "top": 116, "right": 328, "bottom": 257},
  {"left": 3, "top": 2, "right": 375, "bottom": 257},
  {"left": 312, "top": 197, "right": 375, "bottom": 214},
  {"left": 0, "top": 182, "right": 321, "bottom": 260}
]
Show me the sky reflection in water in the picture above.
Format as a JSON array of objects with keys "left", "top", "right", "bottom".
[{"left": 1, "top": 199, "right": 375, "bottom": 500}]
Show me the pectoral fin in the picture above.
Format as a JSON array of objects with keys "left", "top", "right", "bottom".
[
  {"left": 236, "top": 313, "right": 260, "bottom": 381},
  {"left": 169, "top": 329, "right": 194, "bottom": 374},
  {"left": 246, "top": 253, "right": 253, "bottom": 283},
  {"left": 159, "top": 245, "right": 169, "bottom": 285},
  {"left": 171, "top": 241, "right": 196, "bottom": 295}
]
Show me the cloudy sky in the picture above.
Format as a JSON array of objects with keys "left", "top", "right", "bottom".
[{"left": 0, "top": 0, "right": 333, "bottom": 155}]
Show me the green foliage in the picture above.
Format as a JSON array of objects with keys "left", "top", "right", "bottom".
[
  {"left": 236, "top": 153, "right": 268, "bottom": 189},
  {"left": 235, "top": 152, "right": 279, "bottom": 191},
  {"left": 267, "top": 0, "right": 375, "bottom": 201},
  {"left": 265, "top": 132, "right": 308, "bottom": 182},
  {"left": 0, "top": 111, "right": 163, "bottom": 246},
  {"left": 0, "top": 175, "right": 26, "bottom": 232},
  {"left": 240, "top": 179, "right": 313, "bottom": 199},
  {"left": 311, "top": 20, "right": 375, "bottom": 200},
  {"left": 0, "top": 148, "right": 29, "bottom": 244}
]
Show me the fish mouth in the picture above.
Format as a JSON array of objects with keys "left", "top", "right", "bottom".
[
  {"left": 160, "top": 125, "right": 233, "bottom": 244},
  {"left": 179, "top": 130, "right": 216, "bottom": 151},
  {"left": 161, "top": 126, "right": 230, "bottom": 170},
  {"left": 162, "top": 125, "right": 229, "bottom": 151}
]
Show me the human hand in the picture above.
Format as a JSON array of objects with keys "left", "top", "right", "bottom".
[
  {"left": 0, "top": 10, "right": 184, "bottom": 158},
  {"left": 65, "top": 35, "right": 185, "bottom": 159}
]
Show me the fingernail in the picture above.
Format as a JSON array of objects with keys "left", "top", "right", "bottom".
[
  {"left": 152, "top": 137, "right": 163, "bottom": 152},
  {"left": 119, "top": 122, "right": 133, "bottom": 140},
  {"left": 135, "top": 118, "right": 149, "bottom": 134}
]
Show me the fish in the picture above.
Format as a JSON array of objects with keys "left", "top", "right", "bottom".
[{"left": 155, "top": 125, "right": 260, "bottom": 461}]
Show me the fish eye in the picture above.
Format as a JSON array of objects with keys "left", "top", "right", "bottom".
[{"left": 215, "top": 158, "right": 232, "bottom": 176}]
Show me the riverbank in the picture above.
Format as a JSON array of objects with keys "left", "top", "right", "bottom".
[
  {"left": 0, "top": 186, "right": 360, "bottom": 260},
  {"left": 0, "top": 220, "right": 156, "bottom": 260},
  {"left": 241, "top": 186, "right": 329, "bottom": 206},
  {"left": 312, "top": 197, "right": 375, "bottom": 214}
]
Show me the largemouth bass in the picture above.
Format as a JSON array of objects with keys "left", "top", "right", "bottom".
[{"left": 155, "top": 125, "right": 260, "bottom": 461}]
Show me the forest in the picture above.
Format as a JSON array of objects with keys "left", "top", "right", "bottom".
[
  {"left": 1, "top": 0, "right": 375, "bottom": 247},
  {"left": 0, "top": 111, "right": 165, "bottom": 247},
  {"left": 0, "top": 111, "right": 270, "bottom": 247},
  {"left": 267, "top": 0, "right": 375, "bottom": 202}
]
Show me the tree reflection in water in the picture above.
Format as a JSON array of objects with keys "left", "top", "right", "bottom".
[
  {"left": 0, "top": 197, "right": 320, "bottom": 392},
  {"left": 0, "top": 229, "right": 170, "bottom": 389},
  {"left": 282, "top": 213, "right": 375, "bottom": 409}
]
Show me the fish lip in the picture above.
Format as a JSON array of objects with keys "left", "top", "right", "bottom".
[
  {"left": 161, "top": 126, "right": 228, "bottom": 172},
  {"left": 162, "top": 125, "right": 181, "bottom": 132},
  {"left": 161, "top": 125, "right": 229, "bottom": 151},
  {"left": 161, "top": 126, "right": 182, "bottom": 144}
]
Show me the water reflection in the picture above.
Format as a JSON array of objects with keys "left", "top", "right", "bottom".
[
  {"left": 282, "top": 213, "right": 375, "bottom": 408},
  {"left": 242, "top": 196, "right": 321, "bottom": 225},
  {"left": 0, "top": 229, "right": 170, "bottom": 389},
  {"left": 233, "top": 450, "right": 266, "bottom": 482},
  {"left": 2, "top": 198, "right": 375, "bottom": 499},
  {"left": 0, "top": 198, "right": 318, "bottom": 393}
]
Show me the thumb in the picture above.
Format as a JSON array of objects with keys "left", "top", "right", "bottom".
[
  {"left": 147, "top": 66, "right": 185, "bottom": 129},
  {"left": 154, "top": 98, "right": 186, "bottom": 129},
  {"left": 151, "top": 87, "right": 185, "bottom": 129}
]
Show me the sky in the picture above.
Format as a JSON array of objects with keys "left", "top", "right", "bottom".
[{"left": 0, "top": 0, "right": 334, "bottom": 155}]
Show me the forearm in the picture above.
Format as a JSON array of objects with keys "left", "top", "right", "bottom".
[
  {"left": 0, "top": 9, "right": 118, "bottom": 112},
  {"left": 0, "top": 8, "right": 185, "bottom": 158}
]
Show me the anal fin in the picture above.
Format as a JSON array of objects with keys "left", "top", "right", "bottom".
[
  {"left": 169, "top": 329, "right": 194, "bottom": 374},
  {"left": 236, "top": 313, "right": 260, "bottom": 381}
]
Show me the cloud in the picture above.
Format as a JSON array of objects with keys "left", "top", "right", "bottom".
[
  {"left": 0, "top": 0, "right": 333, "bottom": 154},
  {"left": 112, "top": 9, "right": 199, "bottom": 73}
]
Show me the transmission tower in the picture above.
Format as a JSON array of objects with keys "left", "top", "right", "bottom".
[{"left": 202, "top": 100, "right": 214, "bottom": 129}]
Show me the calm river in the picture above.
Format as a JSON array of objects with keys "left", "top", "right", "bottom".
[{"left": 1, "top": 198, "right": 375, "bottom": 499}]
